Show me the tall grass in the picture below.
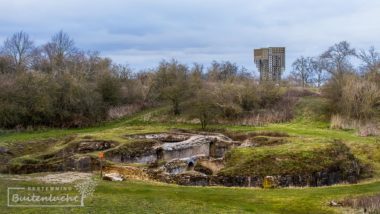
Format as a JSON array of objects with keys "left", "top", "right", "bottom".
[
  {"left": 330, "top": 114, "right": 380, "bottom": 136},
  {"left": 341, "top": 194, "right": 380, "bottom": 214}
]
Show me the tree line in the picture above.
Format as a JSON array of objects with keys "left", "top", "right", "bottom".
[
  {"left": 0, "top": 31, "right": 379, "bottom": 129},
  {"left": 291, "top": 41, "right": 380, "bottom": 122}
]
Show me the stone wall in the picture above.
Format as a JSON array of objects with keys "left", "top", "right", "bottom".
[{"left": 162, "top": 143, "right": 210, "bottom": 161}]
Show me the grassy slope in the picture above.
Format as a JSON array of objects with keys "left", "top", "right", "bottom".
[
  {"left": 0, "top": 96, "right": 379, "bottom": 213},
  {"left": 221, "top": 139, "right": 354, "bottom": 176},
  {"left": 1, "top": 176, "right": 380, "bottom": 214}
]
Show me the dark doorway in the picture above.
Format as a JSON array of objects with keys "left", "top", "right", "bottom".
[
  {"left": 187, "top": 161, "right": 194, "bottom": 171},
  {"left": 156, "top": 148, "right": 163, "bottom": 160}
]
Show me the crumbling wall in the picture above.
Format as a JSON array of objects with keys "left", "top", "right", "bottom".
[{"left": 162, "top": 143, "right": 210, "bottom": 161}]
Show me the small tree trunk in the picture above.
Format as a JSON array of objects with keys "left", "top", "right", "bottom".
[
  {"left": 201, "top": 119, "right": 206, "bottom": 130},
  {"left": 172, "top": 100, "right": 180, "bottom": 115}
]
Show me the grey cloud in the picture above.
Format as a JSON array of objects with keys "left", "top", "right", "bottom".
[{"left": 0, "top": 0, "right": 380, "bottom": 73}]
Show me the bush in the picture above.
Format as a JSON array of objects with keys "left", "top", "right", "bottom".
[
  {"left": 153, "top": 60, "right": 191, "bottom": 115},
  {"left": 257, "top": 82, "right": 282, "bottom": 108},
  {"left": 237, "top": 81, "right": 259, "bottom": 111},
  {"left": 341, "top": 75, "right": 379, "bottom": 120},
  {"left": 213, "top": 83, "right": 243, "bottom": 119},
  {"left": 96, "top": 73, "right": 122, "bottom": 106},
  {"left": 0, "top": 72, "right": 112, "bottom": 128},
  {"left": 0, "top": 73, "right": 55, "bottom": 128},
  {"left": 330, "top": 114, "right": 380, "bottom": 136},
  {"left": 187, "top": 85, "right": 220, "bottom": 129},
  {"left": 341, "top": 194, "right": 380, "bottom": 213},
  {"left": 324, "top": 74, "right": 380, "bottom": 121},
  {"left": 330, "top": 114, "right": 361, "bottom": 130}
]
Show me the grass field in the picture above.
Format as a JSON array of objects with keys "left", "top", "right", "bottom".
[
  {"left": 0, "top": 96, "right": 379, "bottom": 213},
  {"left": 1, "top": 175, "right": 380, "bottom": 214}
]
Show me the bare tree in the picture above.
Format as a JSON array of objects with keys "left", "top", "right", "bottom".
[
  {"left": 52, "top": 30, "right": 76, "bottom": 61},
  {"left": 291, "top": 56, "right": 312, "bottom": 87},
  {"left": 154, "top": 59, "right": 190, "bottom": 115},
  {"left": 320, "top": 41, "right": 356, "bottom": 80},
  {"left": 112, "top": 63, "right": 133, "bottom": 80},
  {"left": 358, "top": 46, "right": 380, "bottom": 74},
  {"left": 2, "top": 31, "right": 34, "bottom": 71},
  {"left": 310, "top": 57, "right": 327, "bottom": 88},
  {"left": 189, "top": 63, "right": 204, "bottom": 90},
  {"left": 191, "top": 63, "right": 204, "bottom": 78},
  {"left": 207, "top": 61, "right": 240, "bottom": 82},
  {"left": 188, "top": 84, "right": 219, "bottom": 129},
  {"left": 43, "top": 30, "right": 76, "bottom": 69}
]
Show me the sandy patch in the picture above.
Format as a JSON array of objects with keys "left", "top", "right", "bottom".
[{"left": 3, "top": 172, "right": 93, "bottom": 184}]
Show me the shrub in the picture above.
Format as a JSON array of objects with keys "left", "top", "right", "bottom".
[
  {"left": 330, "top": 115, "right": 360, "bottom": 130},
  {"left": 257, "top": 82, "right": 282, "bottom": 108},
  {"left": 324, "top": 74, "right": 380, "bottom": 121},
  {"left": 187, "top": 86, "right": 220, "bottom": 129},
  {"left": 340, "top": 194, "right": 380, "bottom": 214},
  {"left": 330, "top": 114, "right": 380, "bottom": 136},
  {"left": 0, "top": 72, "right": 111, "bottom": 128},
  {"left": 153, "top": 60, "right": 191, "bottom": 115},
  {"left": 96, "top": 73, "right": 122, "bottom": 106},
  {"left": 341, "top": 75, "right": 379, "bottom": 120}
]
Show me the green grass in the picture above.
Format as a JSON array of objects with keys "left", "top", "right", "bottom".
[
  {"left": 0, "top": 175, "right": 379, "bottom": 214},
  {"left": 221, "top": 139, "right": 357, "bottom": 177},
  {"left": 0, "top": 96, "right": 379, "bottom": 213},
  {"left": 1, "top": 97, "right": 380, "bottom": 177}
]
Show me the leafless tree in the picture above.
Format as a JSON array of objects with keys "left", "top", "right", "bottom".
[
  {"left": 291, "top": 56, "right": 313, "bottom": 87},
  {"left": 1, "top": 31, "right": 34, "bottom": 71},
  {"left": 310, "top": 57, "right": 327, "bottom": 88},
  {"left": 191, "top": 63, "right": 204, "bottom": 77},
  {"left": 320, "top": 41, "right": 356, "bottom": 80},
  {"left": 52, "top": 30, "right": 76, "bottom": 61},
  {"left": 154, "top": 59, "right": 190, "bottom": 115},
  {"left": 358, "top": 46, "right": 380, "bottom": 74},
  {"left": 207, "top": 61, "right": 240, "bottom": 82},
  {"left": 43, "top": 30, "right": 76, "bottom": 69},
  {"left": 112, "top": 63, "right": 133, "bottom": 80},
  {"left": 188, "top": 84, "right": 219, "bottom": 129}
]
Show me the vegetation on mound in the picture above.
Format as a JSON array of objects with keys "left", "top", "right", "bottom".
[
  {"left": 0, "top": 96, "right": 379, "bottom": 180},
  {"left": 221, "top": 139, "right": 361, "bottom": 177},
  {"left": 225, "top": 130, "right": 289, "bottom": 141},
  {"left": 293, "top": 96, "right": 330, "bottom": 123},
  {"left": 105, "top": 139, "right": 158, "bottom": 158},
  {"left": 247, "top": 136, "right": 288, "bottom": 146}
]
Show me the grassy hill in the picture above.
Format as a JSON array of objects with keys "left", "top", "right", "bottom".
[{"left": 0, "top": 96, "right": 379, "bottom": 213}]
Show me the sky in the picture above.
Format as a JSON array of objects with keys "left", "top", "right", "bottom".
[{"left": 0, "top": 0, "right": 379, "bottom": 74}]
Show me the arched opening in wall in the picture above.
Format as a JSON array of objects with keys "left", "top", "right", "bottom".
[
  {"left": 187, "top": 161, "right": 194, "bottom": 171},
  {"left": 209, "top": 140, "right": 216, "bottom": 157},
  {"left": 156, "top": 148, "right": 163, "bottom": 160}
]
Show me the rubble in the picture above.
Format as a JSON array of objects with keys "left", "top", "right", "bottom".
[{"left": 103, "top": 172, "right": 124, "bottom": 181}]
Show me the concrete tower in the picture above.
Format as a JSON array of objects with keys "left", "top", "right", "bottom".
[{"left": 254, "top": 47, "right": 285, "bottom": 82}]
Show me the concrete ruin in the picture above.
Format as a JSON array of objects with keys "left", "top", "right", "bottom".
[
  {"left": 126, "top": 132, "right": 238, "bottom": 164},
  {"left": 119, "top": 132, "right": 241, "bottom": 183},
  {"left": 3, "top": 130, "right": 362, "bottom": 188}
]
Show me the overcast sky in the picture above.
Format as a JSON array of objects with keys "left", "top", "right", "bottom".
[{"left": 0, "top": 0, "right": 379, "bottom": 74}]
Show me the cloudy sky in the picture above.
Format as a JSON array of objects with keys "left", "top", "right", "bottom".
[{"left": 0, "top": 0, "right": 379, "bottom": 73}]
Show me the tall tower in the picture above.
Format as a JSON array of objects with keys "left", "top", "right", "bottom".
[{"left": 254, "top": 47, "right": 285, "bottom": 82}]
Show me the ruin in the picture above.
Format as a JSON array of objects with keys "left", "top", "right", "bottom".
[
  {"left": 126, "top": 132, "right": 238, "bottom": 164},
  {"left": 2, "top": 131, "right": 363, "bottom": 188}
]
